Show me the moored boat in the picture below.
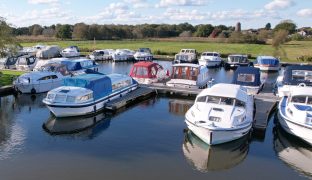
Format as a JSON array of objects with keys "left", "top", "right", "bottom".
[
  {"left": 198, "top": 52, "right": 222, "bottom": 68},
  {"left": 224, "top": 54, "right": 249, "bottom": 70},
  {"left": 166, "top": 63, "right": 209, "bottom": 89},
  {"left": 185, "top": 83, "right": 254, "bottom": 145},
  {"left": 133, "top": 48, "right": 153, "bottom": 61},
  {"left": 277, "top": 86, "right": 312, "bottom": 145},
  {"left": 174, "top": 49, "right": 197, "bottom": 64},
  {"left": 61, "top": 46, "right": 80, "bottom": 58},
  {"left": 43, "top": 73, "right": 138, "bottom": 117},
  {"left": 254, "top": 56, "right": 280, "bottom": 72},
  {"left": 232, "top": 67, "right": 262, "bottom": 95}
]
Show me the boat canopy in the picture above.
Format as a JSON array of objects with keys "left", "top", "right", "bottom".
[
  {"left": 282, "top": 65, "right": 312, "bottom": 86},
  {"left": 256, "top": 56, "right": 279, "bottom": 65},
  {"left": 61, "top": 59, "right": 97, "bottom": 71},
  {"left": 63, "top": 74, "right": 112, "bottom": 100},
  {"left": 129, "top": 62, "right": 162, "bottom": 78},
  {"left": 232, "top": 67, "right": 261, "bottom": 87}
]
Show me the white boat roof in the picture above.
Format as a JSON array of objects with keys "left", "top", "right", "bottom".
[
  {"left": 257, "top": 56, "right": 277, "bottom": 59},
  {"left": 202, "top": 51, "right": 220, "bottom": 54},
  {"left": 172, "top": 63, "right": 201, "bottom": 68},
  {"left": 290, "top": 86, "right": 312, "bottom": 96},
  {"left": 229, "top": 54, "right": 247, "bottom": 57},
  {"left": 198, "top": 83, "right": 248, "bottom": 102}
]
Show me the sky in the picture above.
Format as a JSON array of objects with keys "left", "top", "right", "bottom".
[{"left": 0, "top": 0, "right": 311, "bottom": 29}]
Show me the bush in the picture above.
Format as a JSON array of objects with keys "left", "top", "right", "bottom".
[
  {"left": 291, "top": 33, "right": 304, "bottom": 41},
  {"left": 297, "top": 55, "right": 312, "bottom": 62},
  {"left": 153, "top": 49, "right": 176, "bottom": 56}
]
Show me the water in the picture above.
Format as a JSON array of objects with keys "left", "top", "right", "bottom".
[{"left": 0, "top": 61, "right": 309, "bottom": 180}]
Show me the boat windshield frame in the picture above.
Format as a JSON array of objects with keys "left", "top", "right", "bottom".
[{"left": 196, "top": 95, "right": 246, "bottom": 107}]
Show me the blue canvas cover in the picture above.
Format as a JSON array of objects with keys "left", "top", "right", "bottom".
[
  {"left": 256, "top": 57, "right": 279, "bottom": 66},
  {"left": 63, "top": 74, "right": 112, "bottom": 100},
  {"left": 282, "top": 65, "right": 312, "bottom": 86},
  {"left": 61, "top": 60, "right": 83, "bottom": 71},
  {"left": 232, "top": 67, "right": 261, "bottom": 87}
]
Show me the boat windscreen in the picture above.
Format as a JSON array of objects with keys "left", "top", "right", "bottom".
[
  {"left": 258, "top": 58, "right": 279, "bottom": 65},
  {"left": 237, "top": 74, "right": 255, "bottom": 83},
  {"left": 172, "top": 66, "right": 198, "bottom": 81},
  {"left": 292, "top": 70, "right": 312, "bottom": 82}
]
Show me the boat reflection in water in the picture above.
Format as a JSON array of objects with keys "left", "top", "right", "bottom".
[
  {"left": 274, "top": 126, "right": 312, "bottom": 178},
  {"left": 168, "top": 99, "right": 193, "bottom": 116},
  {"left": 182, "top": 131, "right": 249, "bottom": 172},
  {"left": 43, "top": 112, "right": 111, "bottom": 137}
]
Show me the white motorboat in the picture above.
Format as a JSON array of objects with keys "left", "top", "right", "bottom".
[
  {"left": 0, "top": 56, "right": 18, "bottom": 69},
  {"left": 224, "top": 54, "right": 249, "bottom": 70},
  {"left": 133, "top": 48, "right": 153, "bottom": 61},
  {"left": 174, "top": 49, "right": 197, "bottom": 64},
  {"left": 36, "top": 45, "right": 61, "bottom": 59},
  {"left": 276, "top": 65, "right": 312, "bottom": 97},
  {"left": 33, "top": 58, "right": 69, "bottom": 71},
  {"left": 185, "top": 83, "right": 254, "bottom": 145},
  {"left": 112, "top": 49, "right": 135, "bottom": 61},
  {"left": 166, "top": 63, "right": 209, "bottom": 89},
  {"left": 278, "top": 86, "right": 312, "bottom": 145},
  {"left": 61, "top": 46, "right": 80, "bottom": 58},
  {"left": 129, "top": 61, "right": 169, "bottom": 84},
  {"left": 232, "top": 67, "right": 262, "bottom": 95},
  {"left": 254, "top": 56, "right": 280, "bottom": 72},
  {"left": 43, "top": 73, "right": 138, "bottom": 117},
  {"left": 182, "top": 131, "right": 249, "bottom": 172},
  {"left": 89, "top": 49, "right": 114, "bottom": 61},
  {"left": 13, "top": 63, "right": 71, "bottom": 94},
  {"left": 198, "top": 52, "right": 222, "bottom": 68},
  {"left": 15, "top": 54, "right": 37, "bottom": 71}
]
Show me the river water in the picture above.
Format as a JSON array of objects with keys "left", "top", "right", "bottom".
[{"left": 0, "top": 61, "right": 310, "bottom": 180}]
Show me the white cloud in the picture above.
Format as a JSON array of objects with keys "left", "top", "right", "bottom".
[
  {"left": 156, "top": 0, "right": 208, "bottom": 8},
  {"left": 297, "top": 9, "right": 312, "bottom": 17},
  {"left": 28, "top": 0, "right": 58, "bottom": 5},
  {"left": 264, "top": 0, "right": 295, "bottom": 10}
]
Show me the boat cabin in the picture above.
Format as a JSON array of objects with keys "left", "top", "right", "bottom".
[
  {"left": 130, "top": 61, "right": 163, "bottom": 79},
  {"left": 255, "top": 56, "right": 279, "bottom": 67},
  {"left": 172, "top": 64, "right": 201, "bottom": 81},
  {"left": 0, "top": 56, "right": 18, "bottom": 69},
  {"left": 282, "top": 65, "right": 312, "bottom": 86}
]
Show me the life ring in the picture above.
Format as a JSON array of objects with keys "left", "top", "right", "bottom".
[{"left": 298, "top": 83, "right": 306, "bottom": 87}]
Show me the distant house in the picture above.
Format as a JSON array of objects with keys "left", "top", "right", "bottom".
[
  {"left": 298, "top": 30, "right": 307, "bottom": 36},
  {"left": 297, "top": 27, "right": 311, "bottom": 36}
]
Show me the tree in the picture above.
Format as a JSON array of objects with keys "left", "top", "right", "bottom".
[
  {"left": 55, "top": 24, "right": 72, "bottom": 39},
  {"left": 265, "top": 23, "right": 271, "bottom": 30},
  {"left": 0, "top": 17, "right": 18, "bottom": 57},
  {"left": 194, "top": 24, "right": 214, "bottom": 37},
  {"left": 274, "top": 20, "right": 296, "bottom": 34},
  {"left": 72, "top": 23, "right": 88, "bottom": 39},
  {"left": 30, "top": 24, "right": 43, "bottom": 36},
  {"left": 272, "top": 29, "right": 289, "bottom": 58}
]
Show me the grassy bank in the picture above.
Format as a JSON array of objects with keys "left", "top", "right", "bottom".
[
  {"left": 0, "top": 70, "right": 25, "bottom": 86},
  {"left": 20, "top": 40, "right": 312, "bottom": 62}
]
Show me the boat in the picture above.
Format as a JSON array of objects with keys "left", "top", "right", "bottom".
[
  {"left": 166, "top": 63, "right": 209, "bottom": 89},
  {"left": 274, "top": 126, "right": 312, "bottom": 177},
  {"left": 0, "top": 56, "right": 19, "bottom": 69},
  {"left": 198, "top": 52, "right": 222, "bottom": 68},
  {"left": 277, "top": 86, "right": 312, "bottom": 145},
  {"left": 36, "top": 45, "right": 61, "bottom": 59},
  {"left": 224, "top": 54, "right": 249, "bottom": 70},
  {"left": 33, "top": 57, "right": 69, "bottom": 71},
  {"left": 43, "top": 73, "right": 138, "bottom": 117},
  {"left": 185, "top": 83, "right": 254, "bottom": 145},
  {"left": 112, "top": 49, "right": 135, "bottom": 61},
  {"left": 276, "top": 65, "right": 312, "bottom": 97},
  {"left": 182, "top": 131, "right": 249, "bottom": 172},
  {"left": 129, "top": 61, "right": 169, "bottom": 84},
  {"left": 174, "top": 49, "right": 197, "bottom": 64},
  {"left": 13, "top": 63, "right": 71, "bottom": 94},
  {"left": 15, "top": 54, "right": 37, "bottom": 71},
  {"left": 133, "top": 48, "right": 153, "bottom": 61},
  {"left": 232, "top": 67, "right": 262, "bottom": 95},
  {"left": 89, "top": 49, "right": 114, "bottom": 61},
  {"left": 254, "top": 56, "right": 280, "bottom": 71},
  {"left": 61, "top": 46, "right": 80, "bottom": 58}
]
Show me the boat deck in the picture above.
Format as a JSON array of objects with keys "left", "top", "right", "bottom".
[
  {"left": 253, "top": 83, "right": 279, "bottom": 130},
  {"left": 105, "top": 87, "right": 156, "bottom": 111}
]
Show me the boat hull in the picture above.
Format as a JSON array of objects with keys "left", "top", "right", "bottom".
[
  {"left": 254, "top": 65, "right": 279, "bottom": 71},
  {"left": 278, "top": 99, "right": 312, "bottom": 145},
  {"left": 199, "top": 60, "right": 221, "bottom": 67},
  {"left": 44, "top": 85, "right": 137, "bottom": 117},
  {"left": 185, "top": 118, "right": 251, "bottom": 145}
]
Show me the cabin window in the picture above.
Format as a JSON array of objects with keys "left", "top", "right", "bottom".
[
  {"left": 38, "top": 76, "right": 51, "bottom": 81},
  {"left": 291, "top": 96, "right": 306, "bottom": 103},
  {"left": 151, "top": 66, "right": 157, "bottom": 76},
  {"left": 112, "top": 79, "right": 132, "bottom": 90},
  {"left": 235, "top": 100, "right": 245, "bottom": 108},
  {"left": 18, "top": 58, "right": 28, "bottom": 65},
  {"left": 29, "top": 57, "right": 36, "bottom": 64},
  {"left": 196, "top": 96, "right": 207, "bottom": 103},
  {"left": 51, "top": 75, "right": 58, "bottom": 79},
  {"left": 173, "top": 66, "right": 198, "bottom": 80},
  {"left": 307, "top": 97, "right": 312, "bottom": 105},
  {"left": 237, "top": 74, "right": 255, "bottom": 83},
  {"left": 136, "top": 67, "right": 148, "bottom": 76},
  {"left": 77, "top": 93, "right": 92, "bottom": 102},
  {"left": 220, "top": 97, "right": 234, "bottom": 105},
  {"left": 292, "top": 70, "right": 312, "bottom": 82},
  {"left": 207, "top": 96, "right": 220, "bottom": 104}
]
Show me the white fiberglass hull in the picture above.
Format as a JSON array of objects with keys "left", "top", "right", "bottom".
[
  {"left": 44, "top": 85, "right": 137, "bottom": 117},
  {"left": 199, "top": 60, "right": 221, "bottom": 67},
  {"left": 133, "top": 77, "right": 158, "bottom": 85},
  {"left": 278, "top": 98, "right": 312, "bottom": 145},
  {"left": 254, "top": 65, "right": 279, "bottom": 71},
  {"left": 134, "top": 55, "right": 153, "bottom": 61},
  {"left": 185, "top": 118, "right": 251, "bottom": 145},
  {"left": 14, "top": 80, "right": 63, "bottom": 94}
]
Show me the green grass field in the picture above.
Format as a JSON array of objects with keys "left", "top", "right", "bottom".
[
  {"left": 20, "top": 40, "right": 312, "bottom": 62},
  {"left": 0, "top": 70, "right": 25, "bottom": 86}
]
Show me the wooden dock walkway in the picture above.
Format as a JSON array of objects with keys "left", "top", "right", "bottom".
[
  {"left": 253, "top": 83, "right": 279, "bottom": 130},
  {"left": 141, "top": 83, "right": 201, "bottom": 97},
  {"left": 105, "top": 87, "right": 156, "bottom": 111}
]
